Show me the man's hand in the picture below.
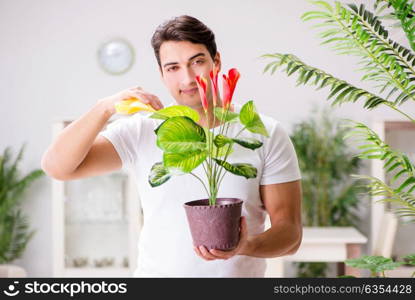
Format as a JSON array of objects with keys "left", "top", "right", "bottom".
[
  {"left": 193, "top": 216, "right": 248, "bottom": 261},
  {"left": 99, "top": 86, "right": 164, "bottom": 116}
]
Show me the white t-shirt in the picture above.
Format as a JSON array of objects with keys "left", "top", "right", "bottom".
[{"left": 99, "top": 101, "right": 301, "bottom": 277}]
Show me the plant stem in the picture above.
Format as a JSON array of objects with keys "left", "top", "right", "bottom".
[
  {"left": 211, "top": 104, "right": 218, "bottom": 205},
  {"left": 210, "top": 106, "right": 229, "bottom": 205},
  {"left": 202, "top": 160, "right": 211, "bottom": 201},
  {"left": 384, "top": 102, "right": 415, "bottom": 123},
  {"left": 190, "top": 172, "right": 209, "bottom": 196},
  {"left": 235, "top": 126, "right": 246, "bottom": 138},
  {"left": 213, "top": 107, "right": 232, "bottom": 190},
  {"left": 216, "top": 124, "right": 246, "bottom": 188},
  {"left": 203, "top": 108, "right": 215, "bottom": 205}
]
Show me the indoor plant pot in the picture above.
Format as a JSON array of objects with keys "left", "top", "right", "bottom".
[
  {"left": 147, "top": 68, "right": 269, "bottom": 249},
  {"left": 184, "top": 198, "right": 243, "bottom": 250}
]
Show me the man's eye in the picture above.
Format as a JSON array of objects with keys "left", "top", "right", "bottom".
[
  {"left": 167, "top": 66, "right": 179, "bottom": 72},
  {"left": 193, "top": 60, "right": 204, "bottom": 65}
]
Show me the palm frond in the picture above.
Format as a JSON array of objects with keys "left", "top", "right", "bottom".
[
  {"left": 0, "top": 145, "right": 43, "bottom": 263},
  {"left": 354, "top": 174, "right": 415, "bottom": 222},
  {"left": 302, "top": 1, "right": 415, "bottom": 105},
  {"left": 376, "top": 0, "right": 415, "bottom": 51},
  {"left": 0, "top": 147, "right": 12, "bottom": 201},
  {"left": 0, "top": 144, "right": 26, "bottom": 205},
  {"left": 0, "top": 210, "right": 34, "bottom": 263},
  {"left": 344, "top": 121, "right": 415, "bottom": 193},
  {"left": 262, "top": 53, "right": 393, "bottom": 109}
]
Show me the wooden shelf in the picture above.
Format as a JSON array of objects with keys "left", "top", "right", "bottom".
[{"left": 51, "top": 119, "right": 142, "bottom": 278}]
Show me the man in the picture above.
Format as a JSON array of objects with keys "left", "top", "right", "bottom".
[{"left": 41, "top": 15, "right": 302, "bottom": 277}]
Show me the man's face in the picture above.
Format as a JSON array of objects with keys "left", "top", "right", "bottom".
[{"left": 159, "top": 40, "right": 220, "bottom": 109}]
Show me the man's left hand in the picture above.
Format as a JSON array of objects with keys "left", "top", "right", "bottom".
[{"left": 193, "top": 216, "right": 248, "bottom": 261}]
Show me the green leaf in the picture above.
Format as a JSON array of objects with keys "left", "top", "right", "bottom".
[
  {"left": 213, "top": 107, "right": 239, "bottom": 123},
  {"left": 232, "top": 138, "right": 263, "bottom": 150},
  {"left": 396, "top": 176, "right": 415, "bottom": 193},
  {"left": 149, "top": 105, "right": 200, "bottom": 122},
  {"left": 148, "top": 162, "right": 171, "bottom": 187},
  {"left": 353, "top": 174, "right": 415, "bottom": 222},
  {"left": 213, "top": 134, "right": 233, "bottom": 148},
  {"left": 391, "top": 169, "right": 407, "bottom": 183},
  {"left": 239, "top": 101, "right": 269, "bottom": 137},
  {"left": 212, "top": 143, "right": 233, "bottom": 158},
  {"left": 156, "top": 116, "right": 206, "bottom": 153},
  {"left": 345, "top": 255, "right": 403, "bottom": 274},
  {"left": 312, "top": 0, "right": 333, "bottom": 13},
  {"left": 206, "top": 132, "right": 234, "bottom": 158},
  {"left": 213, "top": 159, "right": 257, "bottom": 179},
  {"left": 0, "top": 144, "right": 43, "bottom": 263},
  {"left": 262, "top": 53, "right": 394, "bottom": 110},
  {"left": 212, "top": 135, "right": 261, "bottom": 155},
  {"left": 403, "top": 254, "right": 415, "bottom": 266},
  {"left": 163, "top": 150, "right": 207, "bottom": 173}
]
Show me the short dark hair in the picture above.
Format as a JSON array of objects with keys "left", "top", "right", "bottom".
[{"left": 151, "top": 15, "right": 217, "bottom": 68}]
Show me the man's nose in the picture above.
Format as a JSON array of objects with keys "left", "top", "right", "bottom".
[{"left": 182, "top": 67, "right": 196, "bottom": 86}]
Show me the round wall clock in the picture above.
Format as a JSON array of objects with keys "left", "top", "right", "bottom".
[{"left": 97, "top": 38, "right": 135, "bottom": 75}]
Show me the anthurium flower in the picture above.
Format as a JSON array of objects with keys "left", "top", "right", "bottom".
[
  {"left": 209, "top": 67, "right": 219, "bottom": 107},
  {"left": 222, "top": 68, "right": 240, "bottom": 109},
  {"left": 195, "top": 75, "right": 208, "bottom": 112}
]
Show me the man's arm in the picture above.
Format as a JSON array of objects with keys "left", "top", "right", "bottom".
[
  {"left": 41, "top": 87, "right": 163, "bottom": 181},
  {"left": 240, "top": 180, "right": 303, "bottom": 258}
]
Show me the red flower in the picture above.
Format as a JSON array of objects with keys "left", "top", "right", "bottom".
[
  {"left": 195, "top": 75, "right": 208, "bottom": 112},
  {"left": 222, "top": 68, "right": 240, "bottom": 109},
  {"left": 209, "top": 67, "right": 219, "bottom": 107}
]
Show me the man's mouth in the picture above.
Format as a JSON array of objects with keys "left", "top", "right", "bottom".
[{"left": 181, "top": 87, "right": 198, "bottom": 95}]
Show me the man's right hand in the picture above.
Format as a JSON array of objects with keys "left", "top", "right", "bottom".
[{"left": 99, "top": 86, "right": 164, "bottom": 116}]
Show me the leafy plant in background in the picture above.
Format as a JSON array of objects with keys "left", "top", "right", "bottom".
[
  {"left": 263, "top": 0, "right": 415, "bottom": 276},
  {"left": 148, "top": 68, "right": 269, "bottom": 205},
  {"left": 344, "top": 255, "right": 415, "bottom": 277},
  {"left": 291, "top": 109, "right": 364, "bottom": 226},
  {"left": 0, "top": 145, "right": 44, "bottom": 263},
  {"left": 291, "top": 108, "right": 366, "bottom": 277}
]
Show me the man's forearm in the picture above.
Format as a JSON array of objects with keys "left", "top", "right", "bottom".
[
  {"left": 239, "top": 221, "right": 302, "bottom": 258},
  {"left": 41, "top": 100, "right": 113, "bottom": 178}
]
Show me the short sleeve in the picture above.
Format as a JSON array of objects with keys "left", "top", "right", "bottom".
[
  {"left": 260, "top": 121, "right": 302, "bottom": 185},
  {"left": 99, "top": 115, "right": 142, "bottom": 172}
]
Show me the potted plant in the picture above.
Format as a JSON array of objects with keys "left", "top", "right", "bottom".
[
  {"left": 0, "top": 144, "right": 44, "bottom": 276},
  {"left": 290, "top": 108, "right": 366, "bottom": 277},
  {"left": 262, "top": 0, "right": 415, "bottom": 276},
  {"left": 147, "top": 68, "right": 269, "bottom": 250}
]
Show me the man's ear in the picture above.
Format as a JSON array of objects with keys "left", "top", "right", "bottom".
[{"left": 214, "top": 52, "right": 221, "bottom": 72}]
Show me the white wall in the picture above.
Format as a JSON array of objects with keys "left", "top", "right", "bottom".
[{"left": 1, "top": 0, "right": 414, "bottom": 276}]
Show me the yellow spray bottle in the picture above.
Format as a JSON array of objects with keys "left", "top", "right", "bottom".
[{"left": 114, "top": 98, "right": 156, "bottom": 114}]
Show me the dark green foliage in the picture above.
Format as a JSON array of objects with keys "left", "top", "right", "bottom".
[{"left": 0, "top": 144, "right": 44, "bottom": 263}]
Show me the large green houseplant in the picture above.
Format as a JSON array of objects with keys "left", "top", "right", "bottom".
[
  {"left": 0, "top": 145, "right": 44, "bottom": 265},
  {"left": 147, "top": 68, "right": 270, "bottom": 250},
  {"left": 290, "top": 108, "right": 366, "bottom": 277},
  {"left": 262, "top": 0, "right": 415, "bottom": 276}
]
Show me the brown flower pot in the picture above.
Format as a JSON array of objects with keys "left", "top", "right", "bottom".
[{"left": 183, "top": 198, "right": 243, "bottom": 251}]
